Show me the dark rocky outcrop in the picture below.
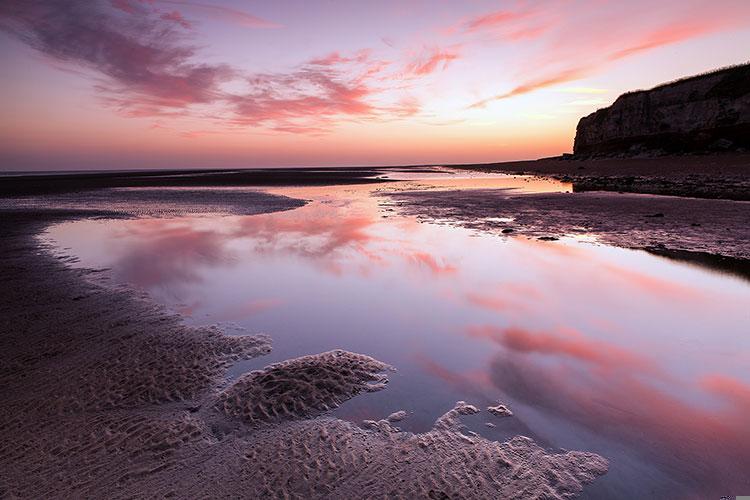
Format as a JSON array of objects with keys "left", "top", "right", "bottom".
[{"left": 574, "top": 63, "right": 750, "bottom": 156}]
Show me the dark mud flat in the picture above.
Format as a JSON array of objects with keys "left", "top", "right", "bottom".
[
  {"left": 0, "top": 166, "right": 395, "bottom": 197},
  {"left": 0, "top": 187, "right": 307, "bottom": 218},
  {"left": 386, "top": 189, "right": 750, "bottom": 274},
  {"left": 455, "top": 153, "right": 750, "bottom": 200},
  {"left": 0, "top": 193, "right": 608, "bottom": 498}
]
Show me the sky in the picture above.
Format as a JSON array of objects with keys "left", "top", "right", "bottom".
[{"left": 1, "top": 0, "right": 749, "bottom": 171}]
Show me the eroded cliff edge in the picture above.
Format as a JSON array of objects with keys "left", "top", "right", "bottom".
[{"left": 574, "top": 63, "right": 750, "bottom": 156}]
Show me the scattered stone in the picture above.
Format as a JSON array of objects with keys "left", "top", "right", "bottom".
[
  {"left": 488, "top": 403, "right": 514, "bottom": 418},
  {"left": 387, "top": 410, "right": 408, "bottom": 422}
]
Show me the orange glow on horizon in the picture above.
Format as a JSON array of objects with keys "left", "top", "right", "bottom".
[{"left": 2, "top": 0, "right": 749, "bottom": 170}]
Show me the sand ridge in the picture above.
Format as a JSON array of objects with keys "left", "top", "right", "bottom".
[{"left": 212, "top": 350, "right": 392, "bottom": 428}]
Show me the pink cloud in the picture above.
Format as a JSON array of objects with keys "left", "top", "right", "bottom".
[
  {"left": 110, "top": 0, "right": 144, "bottom": 14},
  {"left": 229, "top": 68, "right": 377, "bottom": 132},
  {"left": 156, "top": 1, "right": 281, "bottom": 28},
  {"left": 607, "top": 19, "right": 725, "bottom": 61},
  {"left": 470, "top": 66, "right": 589, "bottom": 108},
  {"left": 2, "top": 0, "right": 234, "bottom": 115},
  {"left": 160, "top": 10, "right": 192, "bottom": 29},
  {"left": 403, "top": 46, "right": 460, "bottom": 76},
  {"left": 464, "top": 9, "right": 533, "bottom": 33},
  {"left": 309, "top": 50, "right": 372, "bottom": 66},
  {"left": 468, "top": 5, "right": 747, "bottom": 107},
  {"left": 228, "top": 51, "right": 405, "bottom": 133}
]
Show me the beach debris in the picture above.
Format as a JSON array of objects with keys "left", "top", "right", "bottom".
[
  {"left": 488, "top": 402, "right": 514, "bottom": 418},
  {"left": 387, "top": 410, "right": 408, "bottom": 422}
]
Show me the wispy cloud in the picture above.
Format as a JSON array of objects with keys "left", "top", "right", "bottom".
[
  {"left": 470, "top": 66, "right": 589, "bottom": 108},
  {"left": 1, "top": 0, "right": 234, "bottom": 115},
  {"left": 0, "top": 1, "right": 426, "bottom": 134},
  {"left": 403, "top": 46, "right": 460, "bottom": 76},
  {"left": 464, "top": 8, "right": 535, "bottom": 34},
  {"left": 468, "top": 11, "right": 744, "bottom": 108},
  {"left": 155, "top": 0, "right": 281, "bottom": 28}
]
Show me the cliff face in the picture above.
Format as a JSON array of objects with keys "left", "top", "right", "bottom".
[{"left": 574, "top": 64, "right": 750, "bottom": 156}]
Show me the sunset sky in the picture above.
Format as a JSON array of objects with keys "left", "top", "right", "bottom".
[{"left": 1, "top": 0, "right": 749, "bottom": 171}]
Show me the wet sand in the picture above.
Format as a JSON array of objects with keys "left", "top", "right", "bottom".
[
  {"left": 0, "top": 193, "right": 608, "bottom": 498},
  {"left": 453, "top": 153, "right": 750, "bottom": 200},
  {"left": 385, "top": 188, "right": 750, "bottom": 278},
  {"left": 0, "top": 167, "right": 394, "bottom": 197}
]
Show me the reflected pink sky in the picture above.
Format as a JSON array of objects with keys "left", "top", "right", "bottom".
[{"left": 46, "top": 174, "right": 750, "bottom": 498}]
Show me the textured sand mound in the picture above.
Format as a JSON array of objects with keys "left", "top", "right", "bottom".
[
  {"left": 214, "top": 350, "right": 392, "bottom": 426},
  {"left": 160, "top": 402, "right": 607, "bottom": 499}
]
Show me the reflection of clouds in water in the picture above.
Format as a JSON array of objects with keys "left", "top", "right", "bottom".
[
  {"left": 233, "top": 208, "right": 375, "bottom": 259},
  {"left": 217, "top": 298, "right": 284, "bottom": 321},
  {"left": 465, "top": 283, "right": 543, "bottom": 315},
  {"left": 598, "top": 262, "right": 705, "bottom": 302},
  {"left": 110, "top": 201, "right": 459, "bottom": 289},
  {"left": 230, "top": 203, "right": 458, "bottom": 278},
  {"left": 461, "top": 324, "right": 750, "bottom": 495},
  {"left": 115, "top": 220, "right": 231, "bottom": 288},
  {"left": 421, "top": 321, "right": 750, "bottom": 494},
  {"left": 413, "top": 353, "right": 492, "bottom": 402},
  {"left": 467, "top": 325, "right": 660, "bottom": 376}
]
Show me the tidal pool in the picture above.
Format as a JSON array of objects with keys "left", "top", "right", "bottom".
[{"left": 45, "top": 172, "right": 750, "bottom": 499}]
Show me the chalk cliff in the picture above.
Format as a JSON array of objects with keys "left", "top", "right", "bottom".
[{"left": 573, "top": 63, "right": 750, "bottom": 156}]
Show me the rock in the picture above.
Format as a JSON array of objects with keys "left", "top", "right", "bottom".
[
  {"left": 709, "top": 138, "right": 734, "bottom": 150},
  {"left": 487, "top": 403, "right": 513, "bottom": 418},
  {"left": 387, "top": 410, "right": 408, "bottom": 422},
  {"left": 573, "top": 63, "right": 750, "bottom": 156},
  {"left": 501, "top": 228, "right": 514, "bottom": 234}
]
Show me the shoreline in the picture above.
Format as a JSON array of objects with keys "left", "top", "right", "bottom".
[
  {"left": 0, "top": 199, "right": 608, "bottom": 498},
  {"left": 451, "top": 152, "right": 750, "bottom": 201},
  {"left": 3, "top": 152, "right": 748, "bottom": 201},
  {"left": 385, "top": 188, "right": 750, "bottom": 278}
]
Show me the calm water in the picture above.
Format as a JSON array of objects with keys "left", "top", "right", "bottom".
[{"left": 45, "top": 172, "right": 750, "bottom": 499}]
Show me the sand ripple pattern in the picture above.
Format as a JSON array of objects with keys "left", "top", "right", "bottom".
[{"left": 214, "top": 350, "right": 391, "bottom": 426}]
